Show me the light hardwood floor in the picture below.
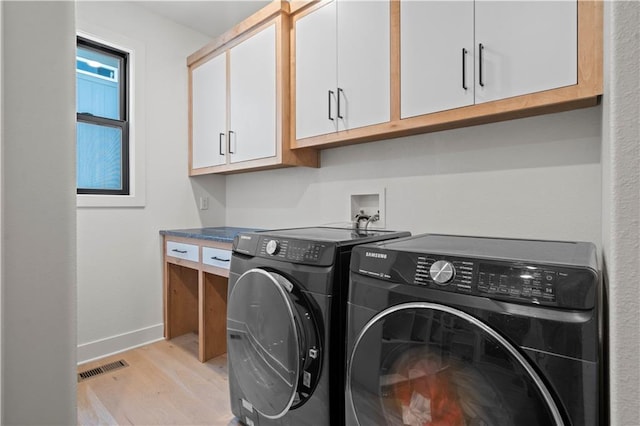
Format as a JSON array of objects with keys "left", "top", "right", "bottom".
[{"left": 77, "top": 334, "right": 240, "bottom": 425}]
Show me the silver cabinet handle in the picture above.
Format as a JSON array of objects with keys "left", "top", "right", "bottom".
[
  {"left": 172, "top": 249, "right": 187, "bottom": 254},
  {"left": 211, "top": 256, "right": 230, "bottom": 262}
]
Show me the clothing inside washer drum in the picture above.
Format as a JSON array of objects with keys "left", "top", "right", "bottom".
[{"left": 380, "top": 347, "right": 511, "bottom": 426}]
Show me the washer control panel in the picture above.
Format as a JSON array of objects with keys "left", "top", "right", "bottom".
[{"left": 258, "top": 238, "right": 332, "bottom": 265}]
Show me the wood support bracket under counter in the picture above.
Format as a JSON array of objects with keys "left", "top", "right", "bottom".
[{"left": 163, "top": 235, "right": 232, "bottom": 363}]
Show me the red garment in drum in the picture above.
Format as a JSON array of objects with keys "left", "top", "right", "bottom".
[{"left": 393, "top": 365, "right": 465, "bottom": 426}]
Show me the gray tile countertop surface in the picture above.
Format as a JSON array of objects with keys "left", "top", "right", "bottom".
[{"left": 160, "top": 226, "right": 263, "bottom": 243}]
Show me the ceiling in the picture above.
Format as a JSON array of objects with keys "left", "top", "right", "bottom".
[{"left": 132, "top": 1, "right": 271, "bottom": 38}]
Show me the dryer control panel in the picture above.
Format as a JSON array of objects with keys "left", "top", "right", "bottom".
[
  {"left": 352, "top": 249, "right": 597, "bottom": 310},
  {"left": 233, "top": 234, "right": 336, "bottom": 266},
  {"left": 415, "top": 256, "right": 564, "bottom": 304},
  {"left": 477, "top": 262, "right": 561, "bottom": 303}
]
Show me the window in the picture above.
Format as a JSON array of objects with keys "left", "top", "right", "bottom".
[{"left": 76, "top": 36, "right": 129, "bottom": 195}]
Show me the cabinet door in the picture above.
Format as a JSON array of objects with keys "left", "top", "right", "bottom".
[
  {"left": 336, "top": 0, "right": 390, "bottom": 131},
  {"left": 475, "top": 0, "right": 577, "bottom": 104},
  {"left": 295, "top": 1, "right": 338, "bottom": 140},
  {"left": 229, "top": 24, "right": 277, "bottom": 164},
  {"left": 401, "top": 1, "right": 474, "bottom": 118},
  {"left": 191, "top": 53, "right": 227, "bottom": 169}
]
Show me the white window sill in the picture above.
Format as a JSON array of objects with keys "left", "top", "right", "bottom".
[{"left": 77, "top": 193, "right": 145, "bottom": 208}]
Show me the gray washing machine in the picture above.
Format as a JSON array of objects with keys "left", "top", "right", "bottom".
[
  {"left": 346, "top": 234, "right": 602, "bottom": 426},
  {"left": 227, "top": 227, "right": 410, "bottom": 426}
]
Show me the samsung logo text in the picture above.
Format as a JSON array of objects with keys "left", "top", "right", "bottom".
[{"left": 365, "top": 252, "right": 387, "bottom": 259}]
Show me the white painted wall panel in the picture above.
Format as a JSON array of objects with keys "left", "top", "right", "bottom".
[
  {"left": 601, "top": 2, "right": 640, "bottom": 424},
  {"left": 76, "top": 2, "right": 221, "bottom": 361},
  {"left": 226, "top": 107, "right": 602, "bottom": 247},
  {"left": 3, "top": 2, "right": 76, "bottom": 423}
]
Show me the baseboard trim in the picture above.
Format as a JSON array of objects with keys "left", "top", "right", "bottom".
[{"left": 77, "top": 323, "right": 164, "bottom": 365}]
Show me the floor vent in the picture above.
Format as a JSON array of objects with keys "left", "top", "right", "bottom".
[{"left": 78, "top": 359, "right": 129, "bottom": 382}]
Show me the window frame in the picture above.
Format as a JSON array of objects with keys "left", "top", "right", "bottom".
[{"left": 76, "top": 36, "right": 130, "bottom": 196}]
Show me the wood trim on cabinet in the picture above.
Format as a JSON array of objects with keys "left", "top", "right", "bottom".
[
  {"left": 187, "top": 0, "right": 289, "bottom": 66},
  {"left": 165, "top": 263, "right": 198, "bottom": 339},
  {"left": 390, "top": 0, "right": 401, "bottom": 122},
  {"left": 291, "top": 0, "right": 603, "bottom": 151},
  {"left": 199, "top": 272, "right": 228, "bottom": 362},
  {"left": 577, "top": 0, "right": 603, "bottom": 95},
  {"left": 187, "top": 67, "right": 194, "bottom": 173},
  {"left": 291, "top": 0, "right": 332, "bottom": 21}
]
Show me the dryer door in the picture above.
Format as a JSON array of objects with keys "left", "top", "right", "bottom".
[
  {"left": 347, "top": 302, "right": 565, "bottom": 426},
  {"left": 227, "top": 268, "right": 323, "bottom": 419}
]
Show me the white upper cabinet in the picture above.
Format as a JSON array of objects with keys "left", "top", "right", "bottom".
[
  {"left": 229, "top": 25, "right": 277, "bottom": 164},
  {"left": 474, "top": 0, "right": 578, "bottom": 104},
  {"left": 294, "top": 0, "right": 390, "bottom": 140},
  {"left": 187, "top": 2, "right": 318, "bottom": 175},
  {"left": 336, "top": 0, "right": 390, "bottom": 131},
  {"left": 401, "top": 1, "right": 474, "bottom": 118},
  {"left": 295, "top": 0, "right": 338, "bottom": 140},
  {"left": 401, "top": 0, "right": 578, "bottom": 117},
  {"left": 191, "top": 53, "right": 227, "bottom": 169}
]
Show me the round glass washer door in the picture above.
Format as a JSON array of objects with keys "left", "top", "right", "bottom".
[
  {"left": 227, "top": 268, "right": 322, "bottom": 419},
  {"left": 347, "top": 302, "right": 565, "bottom": 426}
]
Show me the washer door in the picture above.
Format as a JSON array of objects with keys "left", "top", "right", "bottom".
[
  {"left": 227, "top": 268, "right": 322, "bottom": 419},
  {"left": 347, "top": 302, "right": 565, "bottom": 426}
]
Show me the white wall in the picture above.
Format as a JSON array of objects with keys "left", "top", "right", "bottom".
[
  {"left": 2, "top": 2, "right": 76, "bottom": 424},
  {"left": 75, "top": 1, "right": 224, "bottom": 363},
  {"left": 227, "top": 107, "right": 602, "bottom": 246},
  {"left": 602, "top": 2, "right": 640, "bottom": 424}
]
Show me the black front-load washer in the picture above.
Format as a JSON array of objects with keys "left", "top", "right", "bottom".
[
  {"left": 346, "top": 234, "right": 602, "bottom": 426},
  {"left": 227, "top": 227, "right": 410, "bottom": 426}
]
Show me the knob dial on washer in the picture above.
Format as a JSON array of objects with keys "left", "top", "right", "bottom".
[
  {"left": 429, "top": 260, "right": 455, "bottom": 285},
  {"left": 265, "top": 239, "right": 280, "bottom": 255}
]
